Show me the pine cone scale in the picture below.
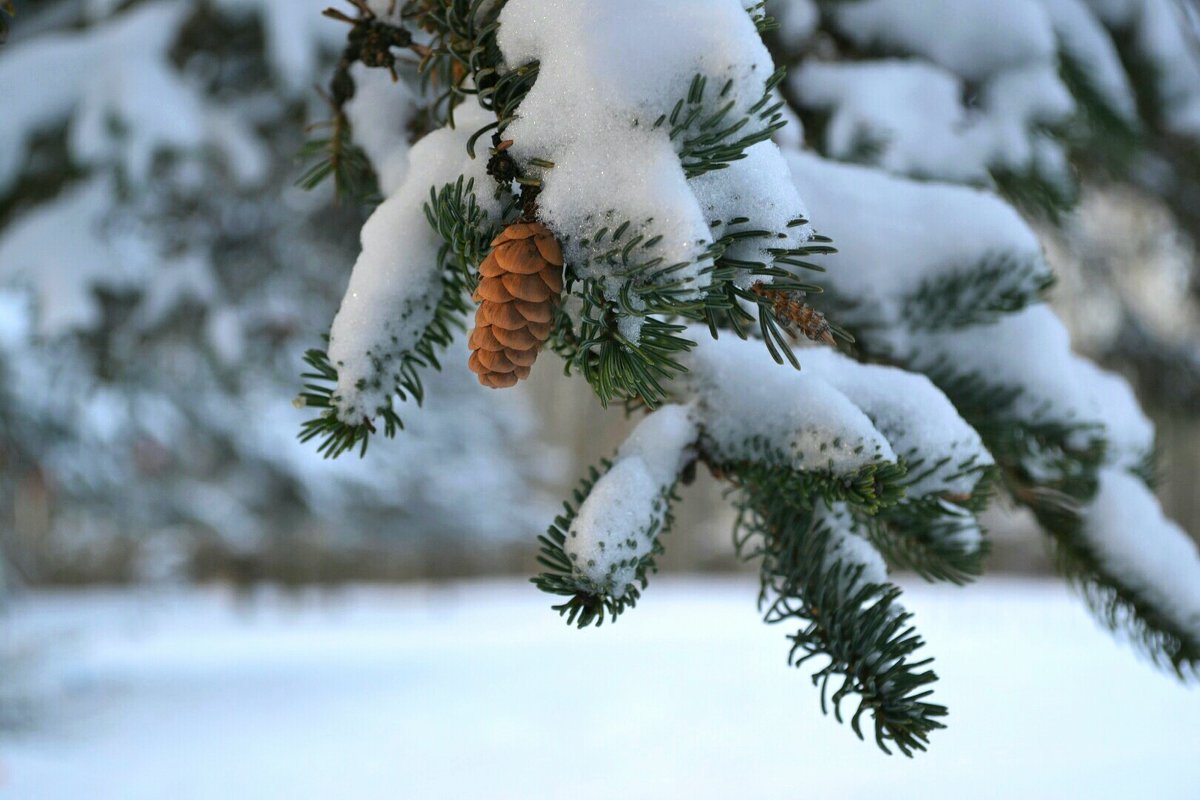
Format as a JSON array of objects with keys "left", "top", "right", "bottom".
[
  {"left": 473, "top": 276, "right": 514, "bottom": 303},
  {"left": 492, "top": 326, "right": 538, "bottom": 349},
  {"left": 534, "top": 235, "right": 563, "bottom": 266},
  {"left": 539, "top": 269, "right": 563, "bottom": 294},
  {"left": 468, "top": 325, "right": 504, "bottom": 352},
  {"left": 502, "top": 272, "right": 553, "bottom": 302},
  {"left": 494, "top": 239, "right": 546, "bottom": 274},
  {"left": 468, "top": 221, "right": 564, "bottom": 388}
]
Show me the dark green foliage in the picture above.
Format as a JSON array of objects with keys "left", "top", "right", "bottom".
[
  {"left": 719, "top": 456, "right": 909, "bottom": 516},
  {"left": 555, "top": 216, "right": 834, "bottom": 407},
  {"left": 658, "top": 69, "right": 789, "bottom": 178},
  {"left": 734, "top": 473, "right": 946, "bottom": 756},
  {"left": 867, "top": 498, "right": 989, "bottom": 586},
  {"left": 745, "top": 1, "right": 779, "bottom": 34},
  {"left": 401, "top": 0, "right": 537, "bottom": 134},
  {"left": 990, "top": 160, "right": 1079, "bottom": 223},
  {"left": 295, "top": 122, "right": 379, "bottom": 204},
  {"left": 1057, "top": 45, "right": 1144, "bottom": 178},
  {"left": 297, "top": 177, "right": 498, "bottom": 457},
  {"left": 900, "top": 251, "right": 1054, "bottom": 331},
  {"left": 564, "top": 285, "right": 699, "bottom": 407},
  {"left": 532, "top": 460, "right": 680, "bottom": 628}
]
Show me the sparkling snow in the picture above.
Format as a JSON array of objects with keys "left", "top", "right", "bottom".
[{"left": 567, "top": 404, "right": 698, "bottom": 596}]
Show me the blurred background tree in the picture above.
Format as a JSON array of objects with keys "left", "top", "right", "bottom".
[{"left": 0, "top": 0, "right": 560, "bottom": 588}]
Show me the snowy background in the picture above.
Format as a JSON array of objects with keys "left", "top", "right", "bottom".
[
  {"left": 2, "top": 578, "right": 1198, "bottom": 799},
  {"left": 2, "top": 1, "right": 1200, "bottom": 796}
]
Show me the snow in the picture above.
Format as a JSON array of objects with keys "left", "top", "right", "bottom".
[
  {"left": 800, "top": 349, "right": 993, "bottom": 500},
  {"left": 1040, "top": 0, "right": 1138, "bottom": 122},
  {"left": 326, "top": 106, "right": 502, "bottom": 423},
  {"left": 212, "top": 0, "right": 345, "bottom": 96},
  {"left": 784, "top": 150, "right": 1049, "bottom": 331},
  {"left": 689, "top": 142, "right": 812, "bottom": 286},
  {"left": 1084, "top": 469, "right": 1200, "bottom": 644},
  {"left": 828, "top": 0, "right": 1057, "bottom": 83},
  {"left": 818, "top": 502, "right": 891, "bottom": 589},
  {"left": 496, "top": 0, "right": 806, "bottom": 336},
  {"left": 679, "top": 332, "right": 895, "bottom": 473},
  {"left": 567, "top": 405, "right": 698, "bottom": 596},
  {"left": 1069, "top": 357, "right": 1154, "bottom": 468},
  {"left": 793, "top": 58, "right": 1073, "bottom": 185},
  {"left": 794, "top": 59, "right": 989, "bottom": 182},
  {"left": 0, "top": 1, "right": 266, "bottom": 194},
  {"left": 898, "top": 305, "right": 1156, "bottom": 461},
  {"left": 793, "top": 0, "right": 1076, "bottom": 184},
  {"left": 0, "top": 178, "right": 152, "bottom": 336},
  {"left": 343, "top": 64, "right": 420, "bottom": 196},
  {"left": 2, "top": 578, "right": 1198, "bottom": 799}
]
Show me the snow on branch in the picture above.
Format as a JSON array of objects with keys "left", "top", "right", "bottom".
[
  {"left": 497, "top": 0, "right": 809, "bottom": 341},
  {"left": 680, "top": 332, "right": 895, "bottom": 475},
  {"left": 323, "top": 105, "right": 501, "bottom": 427},
  {"left": 799, "top": 349, "right": 993, "bottom": 501},
  {"left": 785, "top": 150, "right": 1052, "bottom": 335},
  {"left": 565, "top": 404, "right": 698, "bottom": 598},
  {"left": 1081, "top": 468, "right": 1200, "bottom": 671},
  {"left": 793, "top": 0, "right": 1075, "bottom": 194},
  {"left": 0, "top": 2, "right": 266, "bottom": 194}
]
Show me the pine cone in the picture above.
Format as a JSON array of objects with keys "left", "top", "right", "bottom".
[{"left": 468, "top": 221, "right": 564, "bottom": 388}]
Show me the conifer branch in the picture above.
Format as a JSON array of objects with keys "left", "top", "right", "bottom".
[
  {"left": 734, "top": 487, "right": 946, "bottom": 756},
  {"left": 296, "top": 177, "right": 498, "bottom": 456},
  {"left": 532, "top": 460, "right": 680, "bottom": 627}
]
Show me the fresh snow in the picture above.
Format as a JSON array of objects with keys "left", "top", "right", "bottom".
[
  {"left": 679, "top": 332, "right": 895, "bottom": 473},
  {"left": 343, "top": 63, "right": 420, "bottom": 196},
  {"left": 794, "top": 59, "right": 991, "bottom": 183},
  {"left": 800, "top": 348, "right": 993, "bottom": 500},
  {"left": 2, "top": 579, "right": 1198, "bottom": 799},
  {"left": 1084, "top": 469, "right": 1200, "bottom": 644},
  {"left": 828, "top": 0, "right": 1058, "bottom": 82},
  {"left": 496, "top": 0, "right": 807, "bottom": 337},
  {"left": 689, "top": 142, "right": 812, "bottom": 288},
  {"left": 326, "top": 105, "right": 501, "bottom": 423},
  {"left": 567, "top": 405, "right": 698, "bottom": 596},
  {"left": 793, "top": 0, "right": 1077, "bottom": 186},
  {"left": 899, "top": 305, "right": 1155, "bottom": 462},
  {"left": 784, "top": 149, "right": 1050, "bottom": 332},
  {"left": 818, "top": 502, "right": 891, "bottom": 589}
]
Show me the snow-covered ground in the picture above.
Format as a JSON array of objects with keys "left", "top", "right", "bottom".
[{"left": 0, "top": 577, "right": 1196, "bottom": 799}]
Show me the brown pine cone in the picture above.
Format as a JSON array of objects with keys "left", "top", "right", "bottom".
[{"left": 468, "top": 221, "right": 564, "bottom": 388}]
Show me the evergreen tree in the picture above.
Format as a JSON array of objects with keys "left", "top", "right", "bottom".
[{"left": 296, "top": 0, "right": 1200, "bottom": 756}]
